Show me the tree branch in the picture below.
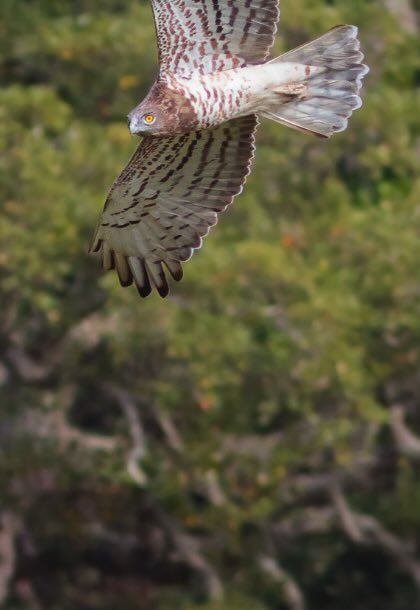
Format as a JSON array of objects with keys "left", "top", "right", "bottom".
[
  {"left": 384, "top": 0, "right": 419, "bottom": 33},
  {"left": 258, "top": 555, "right": 306, "bottom": 610},
  {"left": 272, "top": 507, "right": 337, "bottom": 541},
  {"left": 19, "top": 396, "right": 119, "bottom": 453},
  {"left": 390, "top": 405, "right": 420, "bottom": 460},
  {"left": 104, "top": 385, "right": 148, "bottom": 486},
  {"left": 154, "top": 408, "right": 184, "bottom": 453},
  {"left": 6, "top": 343, "right": 52, "bottom": 382},
  {"left": 330, "top": 484, "right": 365, "bottom": 543},
  {"left": 331, "top": 485, "right": 420, "bottom": 589},
  {"left": 170, "top": 528, "right": 224, "bottom": 601},
  {"left": 155, "top": 507, "right": 224, "bottom": 601},
  {"left": 0, "top": 512, "right": 20, "bottom": 605}
]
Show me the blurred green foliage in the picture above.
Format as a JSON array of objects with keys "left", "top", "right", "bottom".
[{"left": 1, "top": 1, "right": 420, "bottom": 609}]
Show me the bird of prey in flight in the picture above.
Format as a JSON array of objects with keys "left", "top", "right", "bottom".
[{"left": 90, "top": 1, "right": 368, "bottom": 297}]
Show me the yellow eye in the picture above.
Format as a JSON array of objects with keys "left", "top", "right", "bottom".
[{"left": 143, "top": 114, "right": 155, "bottom": 124}]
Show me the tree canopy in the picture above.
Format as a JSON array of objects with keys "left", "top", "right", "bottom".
[{"left": 1, "top": 1, "right": 420, "bottom": 609}]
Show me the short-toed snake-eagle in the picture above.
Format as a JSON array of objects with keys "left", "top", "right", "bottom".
[{"left": 90, "top": 2, "right": 368, "bottom": 297}]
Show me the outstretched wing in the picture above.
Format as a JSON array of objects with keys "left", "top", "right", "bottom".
[
  {"left": 150, "top": 0, "right": 280, "bottom": 75},
  {"left": 90, "top": 115, "right": 258, "bottom": 297}
]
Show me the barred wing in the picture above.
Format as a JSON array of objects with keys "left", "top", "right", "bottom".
[
  {"left": 90, "top": 116, "right": 258, "bottom": 297},
  {"left": 151, "top": 0, "right": 280, "bottom": 75}
]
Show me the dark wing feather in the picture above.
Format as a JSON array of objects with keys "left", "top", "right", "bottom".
[
  {"left": 90, "top": 115, "right": 258, "bottom": 297},
  {"left": 150, "top": 0, "right": 280, "bottom": 75}
]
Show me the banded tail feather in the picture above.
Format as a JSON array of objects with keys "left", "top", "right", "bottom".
[{"left": 262, "top": 25, "right": 369, "bottom": 138}]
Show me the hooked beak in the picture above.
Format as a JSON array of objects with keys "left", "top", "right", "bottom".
[{"left": 127, "top": 113, "right": 137, "bottom": 135}]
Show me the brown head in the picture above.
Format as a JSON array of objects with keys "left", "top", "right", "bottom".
[{"left": 127, "top": 81, "right": 197, "bottom": 137}]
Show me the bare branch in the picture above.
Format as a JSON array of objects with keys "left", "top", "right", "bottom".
[
  {"left": 357, "top": 513, "right": 420, "bottom": 587},
  {"left": 221, "top": 432, "right": 283, "bottom": 461},
  {"left": 199, "top": 470, "right": 226, "bottom": 507},
  {"left": 64, "top": 312, "right": 119, "bottom": 351},
  {"left": 170, "top": 528, "right": 224, "bottom": 601},
  {"left": 6, "top": 344, "right": 52, "bottom": 382},
  {"left": 272, "top": 507, "right": 337, "bottom": 541},
  {"left": 86, "top": 523, "right": 139, "bottom": 552},
  {"left": 258, "top": 555, "right": 306, "bottom": 610},
  {"left": 88, "top": 508, "right": 224, "bottom": 601},
  {"left": 155, "top": 508, "right": 224, "bottom": 601},
  {"left": 330, "top": 484, "right": 364, "bottom": 543},
  {"left": 390, "top": 405, "right": 420, "bottom": 460},
  {"left": 154, "top": 409, "right": 184, "bottom": 453},
  {"left": 19, "top": 406, "right": 119, "bottom": 453},
  {"left": 0, "top": 362, "right": 9, "bottom": 387},
  {"left": 384, "top": 0, "right": 419, "bottom": 33},
  {"left": 281, "top": 472, "right": 344, "bottom": 504},
  {"left": 6, "top": 312, "right": 121, "bottom": 384},
  {"left": 331, "top": 486, "right": 420, "bottom": 589},
  {"left": 105, "top": 385, "right": 148, "bottom": 486},
  {"left": 0, "top": 512, "right": 20, "bottom": 605}
]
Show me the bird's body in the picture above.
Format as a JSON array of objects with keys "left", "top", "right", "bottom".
[
  {"left": 163, "top": 63, "right": 323, "bottom": 131},
  {"left": 91, "top": 1, "right": 369, "bottom": 297},
  {"left": 129, "top": 59, "right": 329, "bottom": 135},
  {"left": 129, "top": 68, "right": 258, "bottom": 135},
  {"left": 173, "top": 68, "right": 256, "bottom": 129}
]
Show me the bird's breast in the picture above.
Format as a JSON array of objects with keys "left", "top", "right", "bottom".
[{"left": 172, "top": 71, "right": 253, "bottom": 129}]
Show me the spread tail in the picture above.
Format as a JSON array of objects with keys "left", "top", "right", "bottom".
[{"left": 261, "top": 25, "right": 369, "bottom": 138}]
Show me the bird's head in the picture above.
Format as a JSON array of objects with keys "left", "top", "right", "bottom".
[
  {"left": 127, "top": 104, "right": 166, "bottom": 136},
  {"left": 127, "top": 82, "right": 195, "bottom": 137}
]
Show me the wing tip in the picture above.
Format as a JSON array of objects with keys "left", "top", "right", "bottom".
[
  {"left": 88, "top": 235, "right": 101, "bottom": 254},
  {"left": 156, "top": 285, "right": 170, "bottom": 298},
  {"left": 136, "top": 283, "right": 153, "bottom": 298},
  {"left": 164, "top": 259, "right": 184, "bottom": 283}
]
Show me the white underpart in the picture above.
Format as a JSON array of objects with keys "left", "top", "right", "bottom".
[
  {"left": 171, "top": 25, "right": 368, "bottom": 138},
  {"left": 175, "top": 62, "right": 323, "bottom": 127},
  {"left": 235, "top": 62, "right": 325, "bottom": 112},
  {"left": 239, "top": 62, "right": 325, "bottom": 95}
]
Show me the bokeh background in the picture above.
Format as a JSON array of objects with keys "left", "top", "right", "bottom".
[{"left": 1, "top": 1, "right": 420, "bottom": 608}]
